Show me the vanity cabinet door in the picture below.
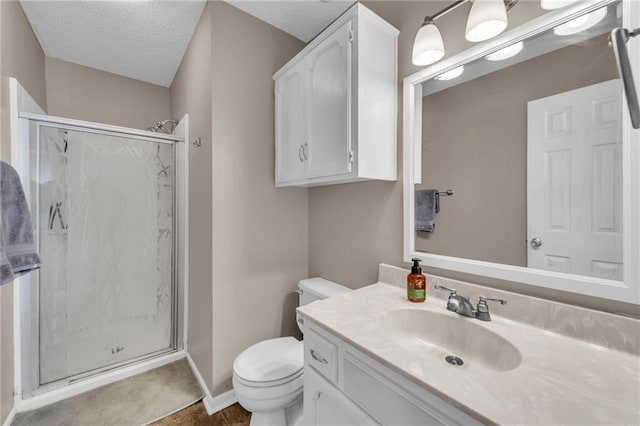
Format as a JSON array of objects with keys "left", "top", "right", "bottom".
[
  {"left": 275, "top": 61, "right": 306, "bottom": 184},
  {"left": 305, "top": 20, "right": 353, "bottom": 179},
  {"left": 304, "top": 366, "right": 377, "bottom": 426}
]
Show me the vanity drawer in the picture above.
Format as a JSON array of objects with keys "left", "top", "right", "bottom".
[
  {"left": 305, "top": 325, "right": 338, "bottom": 383},
  {"left": 342, "top": 351, "right": 480, "bottom": 426}
]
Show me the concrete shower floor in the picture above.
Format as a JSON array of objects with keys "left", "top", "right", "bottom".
[{"left": 13, "top": 358, "right": 203, "bottom": 426}]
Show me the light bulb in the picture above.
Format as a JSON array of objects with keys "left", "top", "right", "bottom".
[
  {"left": 485, "top": 41, "right": 524, "bottom": 61},
  {"left": 412, "top": 22, "right": 445, "bottom": 66},
  {"left": 553, "top": 8, "right": 606, "bottom": 36},
  {"left": 466, "top": 0, "right": 508, "bottom": 42},
  {"left": 435, "top": 66, "right": 465, "bottom": 81}
]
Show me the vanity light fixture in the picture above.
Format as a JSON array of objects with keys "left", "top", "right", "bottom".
[
  {"left": 485, "top": 41, "right": 524, "bottom": 60},
  {"left": 435, "top": 65, "right": 465, "bottom": 80},
  {"left": 466, "top": 0, "right": 509, "bottom": 42},
  {"left": 412, "top": 20, "right": 445, "bottom": 66},
  {"left": 412, "top": 0, "right": 519, "bottom": 66},
  {"left": 553, "top": 7, "right": 607, "bottom": 35}
]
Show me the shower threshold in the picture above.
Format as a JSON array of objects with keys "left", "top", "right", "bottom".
[{"left": 19, "top": 349, "right": 186, "bottom": 412}]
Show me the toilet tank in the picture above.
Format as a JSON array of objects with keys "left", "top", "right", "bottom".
[
  {"left": 297, "top": 277, "right": 349, "bottom": 335},
  {"left": 299, "top": 277, "right": 350, "bottom": 306}
]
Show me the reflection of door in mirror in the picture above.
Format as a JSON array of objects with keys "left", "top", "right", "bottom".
[
  {"left": 527, "top": 79, "right": 622, "bottom": 280},
  {"left": 416, "top": 30, "right": 622, "bottom": 279}
]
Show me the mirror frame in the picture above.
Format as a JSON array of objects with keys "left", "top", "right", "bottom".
[{"left": 403, "top": 0, "right": 640, "bottom": 304}]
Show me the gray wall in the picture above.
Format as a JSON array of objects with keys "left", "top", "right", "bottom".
[
  {"left": 416, "top": 34, "right": 618, "bottom": 266},
  {"left": 210, "top": 1, "right": 307, "bottom": 396},
  {"left": 169, "top": 2, "right": 215, "bottom": 394},
  {"left": 45, "top": 57, "right": 171, "bottom": 130},
  {"left": 170, "top": 1, "right": 306, "bottom": 397}
]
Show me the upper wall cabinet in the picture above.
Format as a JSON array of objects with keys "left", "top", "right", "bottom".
[{"left": 274, "top": 4, "right": 399, "bottom": 187}]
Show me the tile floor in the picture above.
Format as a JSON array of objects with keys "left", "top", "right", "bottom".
[{"left": 151, "top": 402, "right": 250, "bottom": 426}]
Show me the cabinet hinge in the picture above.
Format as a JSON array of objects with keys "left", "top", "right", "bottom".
[
  {"left": 349, "top": 30, "right": 354, "bottom": 43},
  {"left": 348, "top": 151, "right": 354, "bottom": 162}
]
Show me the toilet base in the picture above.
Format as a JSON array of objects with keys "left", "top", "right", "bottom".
[{"left": 249, "top": 396, "right": 302, "bottom": 426}]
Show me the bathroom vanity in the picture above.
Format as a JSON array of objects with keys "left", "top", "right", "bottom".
[
  {"left": 303, "top": 317, "right": 479, "bottom": 425},
  {"left": 297, "top": 265, "right": 640, "bottom": 425}
]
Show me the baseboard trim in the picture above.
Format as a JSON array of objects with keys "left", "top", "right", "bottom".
[
  {"left": 207, "top": 389, "right": 237, "bottom": 415},
  {"left": 186, "top": 354, "right": 236, "bottom": 415},
  {"left": 2, "top": 407, "right": 16, "bottom": 426}
]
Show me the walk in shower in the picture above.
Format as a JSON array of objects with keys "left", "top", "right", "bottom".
[{"left": 16, "top": 111, "right": 187, "bottom": 398}]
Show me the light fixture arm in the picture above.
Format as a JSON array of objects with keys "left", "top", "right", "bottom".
[
  {"left": 422, "top": 0, "right": 519, "bottom": 25},
  {"left": 426, "top": 0, "right": 469, "bottom": 23},
  {"left": 611, "top": 27, "right": 640, "bottom": 129}
]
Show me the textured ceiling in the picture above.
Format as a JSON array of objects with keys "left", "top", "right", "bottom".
[
  {"left": 19, "top": 0, "right": 354, "bottom": 88},
  {"left": 20, "top": 0, "right": 207, "bottom": 87},
  {"left": 224, "top": 0, "right": 355, "bottom": 42}
]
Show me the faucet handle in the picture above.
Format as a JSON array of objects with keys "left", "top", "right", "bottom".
[
  {"left": 478, "top": 296, "right": 506, "bottom": 306},
  {"left": 434, "top": 285, "right": 457, "bottom": 296},
  {"left": 476, "top": 296, "right": 506, "bottom": 321},
  {"left": 435, "top": 285, "right": 460, "bottom": 313}
]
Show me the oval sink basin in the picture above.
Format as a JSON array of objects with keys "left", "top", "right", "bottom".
[{"left": 379, "top": 309, "right": 522, "bottom": 372}]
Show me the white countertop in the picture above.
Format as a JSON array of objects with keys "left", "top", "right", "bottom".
[{"left": 297, "top": 282, "right": 640, "bottom": 425}]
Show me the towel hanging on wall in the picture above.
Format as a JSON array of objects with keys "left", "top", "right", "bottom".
[
  {"left": 1, "top": 161, "right": 41, "bottom": 285},
  {"left": 415, "top": 189, "right": 439, "bottom": 233}
]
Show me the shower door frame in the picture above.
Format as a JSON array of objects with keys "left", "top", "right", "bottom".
[
  {"left": 25, "top": 118, "right": 180, "bottom": 395},
  {"left": 10, "top": 81, "right": 189, "bottom": 412}
]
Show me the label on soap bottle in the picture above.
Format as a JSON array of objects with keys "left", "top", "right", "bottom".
[{"left": 409, "top": 288, "right": 425, "bottom": 299}]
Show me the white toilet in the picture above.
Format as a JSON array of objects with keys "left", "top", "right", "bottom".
[{"left": 232, "top": 277, "right": 350, "bottom": 426}]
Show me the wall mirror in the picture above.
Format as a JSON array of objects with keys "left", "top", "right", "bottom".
[{"left": 403, "top": 0, "right": 640, "bottom": 303}]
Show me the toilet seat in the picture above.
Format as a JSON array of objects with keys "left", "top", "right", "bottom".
[
  {"left": 233, "top": 337, "right": 303, "bottom": 388},
  {"left": 234, "top": 368, "right": 303, "bottom": 388}
]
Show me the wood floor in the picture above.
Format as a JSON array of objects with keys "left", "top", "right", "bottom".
[{"left": 151, "top": 402, "right": 250, "bottom": 426}]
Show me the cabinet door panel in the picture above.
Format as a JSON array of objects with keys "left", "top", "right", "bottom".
[
  {"left": 304, "top": 367, "right": 377, "bottom": 426},
  {"left": 306, "top": 21, "right": 352, "bottom": 179},
  {"left": 275, "top": 63, "right": 306, "bottom": 184}
]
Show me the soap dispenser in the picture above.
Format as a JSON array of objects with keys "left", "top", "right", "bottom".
[{"left": 407, "top": 258, "right": 426, "bottom": 302}]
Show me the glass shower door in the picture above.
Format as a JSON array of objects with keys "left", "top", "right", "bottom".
[{"left": 37, "top": 125, "right": 175, "bottom": 385}]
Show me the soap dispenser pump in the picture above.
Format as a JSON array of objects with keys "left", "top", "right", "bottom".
[{"left": 407, "top": 258, "right": 426, "bottom": 302}]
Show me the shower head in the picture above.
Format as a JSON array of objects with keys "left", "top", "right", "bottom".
[{"left": 145, "top": 119, "right": 179, "bottom": 134}]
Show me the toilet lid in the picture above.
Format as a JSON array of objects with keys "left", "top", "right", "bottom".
[{"left": 233, "top": 337, "right": 303, "bottom": 384}]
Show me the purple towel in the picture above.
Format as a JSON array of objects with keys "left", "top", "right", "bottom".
[{"left": 1, "top": 161, "right": 41, "bottom": 285}]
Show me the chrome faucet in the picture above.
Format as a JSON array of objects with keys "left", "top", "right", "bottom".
[
  {"left": 434, "top": 285, "right": 506, "bottom": 321},
  {"left": 434, "top": 285, "right": 476, "bottom": 318},
  {"left": 475, "top": 296, "right": 507, "bottom": 321}
]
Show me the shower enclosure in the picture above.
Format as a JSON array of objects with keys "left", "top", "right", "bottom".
[{"left": 16, "top": 110, "right": 187, "bottom": 398}]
